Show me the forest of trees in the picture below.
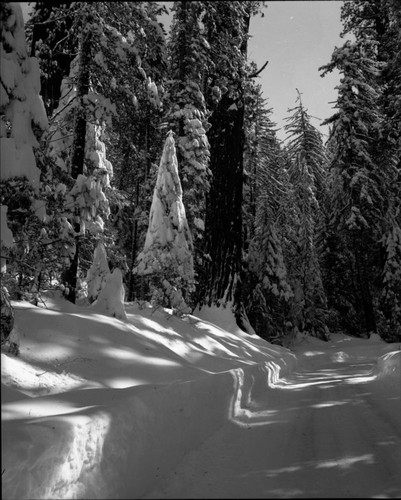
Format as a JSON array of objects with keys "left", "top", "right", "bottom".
[{"left": 1, "top": 0, "right": 400, "bottom": 350}]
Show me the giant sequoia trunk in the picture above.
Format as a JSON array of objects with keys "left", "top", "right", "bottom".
[
  {"left": 195, "top": 4, "right": 251, "bottom": 313},
  {"left": 198, "top": 92, "right": 245, "bottom": 307},
  {"left": 64, "top": 27, "right": 92, "bottom": 303}
]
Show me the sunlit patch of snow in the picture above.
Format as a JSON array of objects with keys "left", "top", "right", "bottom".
[
  {"left": 2, "top": 398, "right": 99, "bottom": 420},
  {"left": 302, "top": 350, "right": 325, "bottom": 356},
  {"left": 316, "top": 453, "right": 375, "bottom": 469},
  {"left": 106, "top": 346, "right": 146, "bottom": 361},
  {"left": 1, "top": 353, "right": 100, "bottom": 397},
  {"left": 331, "top": 351, "right": 350, "bottom": 362},
  {"left": 229, "top": 364, "right": 289, "bottom": 428},
  {"left": 311, "top": 400, "right": 348, "bottom": 408},
  {"left": 104, "top": 377, "right": 147, "bottom": 389},
  {"left": 2, "top": 411, "right": 111, "bottom": 499},
  {"left": 344, "top": 374, "right": 376, "bottom": 384},
  {"left": 264, "top": 465, "right": 302, "bottom": 478}
]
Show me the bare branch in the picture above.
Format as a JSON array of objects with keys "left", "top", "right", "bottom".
[{"left": 248, "top": 60, "right": 269, "bottom": 78}]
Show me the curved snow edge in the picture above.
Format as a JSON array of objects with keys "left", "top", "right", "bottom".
[
  {"left": 1, "top": 353, "right": 297, "bottom": 499},
  {"left": 107, "top": 354, "right": 298, "bottom": 499}
]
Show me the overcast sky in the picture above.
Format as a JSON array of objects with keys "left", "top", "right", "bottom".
[
  {"left": 248, "top": 1, "right": 345, "bottom": 142},
  {"left": 21, "top": 1, "right": 345, "bottom": 143}
]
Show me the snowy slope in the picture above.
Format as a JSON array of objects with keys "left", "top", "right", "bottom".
[{"left": 1, "top": 292, "right": 400, "bottom": 499}]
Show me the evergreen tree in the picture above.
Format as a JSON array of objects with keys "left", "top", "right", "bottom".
[
  {"left": 165, "top": 1, "right": 211, "bottom": 251},
  {"left": 1, "top": 2, "right": 48, "bottom": 350},
  {"left": 241, "top": 80, "right": 293, "bottom": 343},
  {"left": 40, "top": 2, "right": 155, "bottom": 303},
  {"left": 321, "top": 0, "right": 401, "bottom": 339},
  {"left": 196, "top": 1, "right": 261, "bottom": 316},
  {"left": 102, "top": 1, "right": 167, "bottom": 301},
  {"left": 1, "top": 2, "right": 49, "bottom": 303},
  {"left": 134, "top": 131, "right": 194, "bottom": 316},
  {"left": 320, "top": 37, "right": 384, "bottom": 335},
  {"left": 26, "top": 1, "right": 76, "bottom": 116},
  {"left": 283, "top": 90, "right": 329, "bottom": 339},
  {"left": 378, "top": 220, "right": 401, "bottom": 341},
  {"left": 86, "top": 241, "right": 110, "bottom": 304}
]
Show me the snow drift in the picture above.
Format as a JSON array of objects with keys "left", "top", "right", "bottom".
[{"left": 1, "top": 292, "right": 400, "bottom": 499}]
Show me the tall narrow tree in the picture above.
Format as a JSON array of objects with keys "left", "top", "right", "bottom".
[
  {"left": 283, "top": 90, "right": 328, "bottom": 339},
  {"left": 134, "top": 131, "right": 194, "bottom": 315},
  {"left": 320, "top": 37, "right": 384, "bottom": 335},
  {"left": 196, "top": 1, "right": 261, "bottom": 316}
]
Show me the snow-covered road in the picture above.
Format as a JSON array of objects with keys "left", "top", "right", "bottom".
[
  {"left": 144, "top": 340, "right": 401, "bottom": 498},
  {"left": 2, "top": 300, "right": 400, "bottom": 499}
]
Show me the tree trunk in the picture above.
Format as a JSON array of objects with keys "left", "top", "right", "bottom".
[
  {"left": 196, "top": 6, "right": 251, "bottom": 310},
  {"left": 353, "top": 238, "right": 377, "bottom": 334},
  {"left": 65, "top": 24, "right": 92, "bottom": 303},
  {"left": 199, "top": 91, "right": 245, "bottom": 306}
]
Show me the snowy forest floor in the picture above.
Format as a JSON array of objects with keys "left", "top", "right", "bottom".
[{"left": 1, "top": 291, "right": 401, "bottom": 499}]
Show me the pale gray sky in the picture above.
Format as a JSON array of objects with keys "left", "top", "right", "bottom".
[
  {"left": 248, "top": 1, "right": 344, "bottom": 142},
  {"left": 21, "top": 1, "right": 345, "bottom": 142}
]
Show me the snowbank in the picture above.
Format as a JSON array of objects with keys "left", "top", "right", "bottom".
[
  {"left": 2, "top": 295, "right": 398, "bottom": 499},
  {"left": 1, "top": 294, "right": 297, "bottom": 499},
  {"left": 377, "top": 349, "right": 401, "bottom": 382}
]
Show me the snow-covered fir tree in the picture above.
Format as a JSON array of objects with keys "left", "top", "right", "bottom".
[
  {"left": 320, "top": 5, "right": 398, "bottom": 337},
  {"left": 0, "top": 2, "right": 48, "bottom": 349},
  {"left": 165, "top": 1, "right": 211, "bottom": 249},
  {"left": 0, "top": 2, "right": 48, "bottom": 255},
  {"left": 241, "top": 80, "right": 294, "bottom": 344},
  {"left": 134, "top": 131, "right": 194, "bottom": 315},
  {"left": 91, "top": 268, "right": 127, "bottom": 320},
  {"left": 41, "top": 2, "right": 155, "bottom": 303},
  {"left": 283, "top": 90, "right": 329, "bottom": 340},
  {"left": 86, "top": 241, "right": 110, "bottom": 304}
]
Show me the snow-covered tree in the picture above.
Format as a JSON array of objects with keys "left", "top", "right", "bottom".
[
  {"left": 165, "top": 1, "right": 211, "bottom": 247},
  {"left": 0, "top": 2, "right": 48, "bottom": 259},
  {"left": 25, "top": 2, "right": 76, "bottom": 117},
  {"left": 40, "top": 3, "right": 157, "bottom": 303},
  {"left": 1, "top": 2, "right": 48, "bottom": 348},
  {"left": 33, "top": 2, "right": 167, "bottom": 303},
  {"left": 86, "top": 241, "right": 110, "bottom": 304},
  {"left": 320, "top": 13, "right": 395, "bottom": 336},
  {"left": 92, "top": 268, "right": 127, "bottom": 320},
  {"left": 134, "top": 131, "right": 194, "bottom": 315},
  {"left": 283, "top": 90, "right": 328, "bottom": 339},
  {"left": 196, "top": 1, "right": 261, "bottom": 314},
  {"left": 240, "top": 80, "right": 294, "bottom": 343},
  {"left": 378, "top": 220, "right": 401, "bottom": 341}
]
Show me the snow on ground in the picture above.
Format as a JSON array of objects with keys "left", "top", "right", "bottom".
[{"left": 1, "top": 291, "right": 400, "bottom": 499}]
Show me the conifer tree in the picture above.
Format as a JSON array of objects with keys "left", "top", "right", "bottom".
[
  {"left": 283, "top": 90, "right": 328, "bottom": 339},
  {"left": 1, "top": 2, "right": 48, "bottom": 349},
  {"left": 319, "top": 0, "right": 401, "bottom": 340},
  {"left": 320, "top": 37, "right": 384, "bottom": 335},
  {"left": 134, "top": 131, "right": 194, "bottom": 315},
  {"left": 0, "top": 3, "right": 48, "bottom": 284},
  {"left": 26, "top": 2, "right": 76, "bottom": 116},
  {"left": 86, "top": 241, "right": 110, "bottom": 304},
  {"left": 165, "top": 1, "right": 211, "bottom": 247},
  {"left": 40, "top": 2, "right": 157, "bottom": 303},
  {"left": 196, "top": 1, "right": 261, "bottom": 316},
  {"left": 241, "top": 80, "right": 293, "bottom": 343},
  {"left": 107, "top": 2, "right": 167, "bottom": 300}
]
